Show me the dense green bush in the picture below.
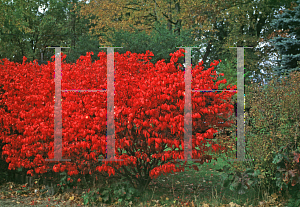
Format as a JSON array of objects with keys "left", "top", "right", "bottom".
[
  {"left": 272, "top": 141, "right": 300, "bottom": 206},
  {"left": 220, "top": 70, "right": 300, "bottom": 199}
]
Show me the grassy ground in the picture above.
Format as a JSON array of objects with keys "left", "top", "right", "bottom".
[
  {"left": 87, "top": 145, "right": 288, "bottom": 207},
  {"left": 0, "top": 128, "right": 288, "bottom": 206},
  {"left": 0, "top": 145, "right": 289, "bottom": 207}
]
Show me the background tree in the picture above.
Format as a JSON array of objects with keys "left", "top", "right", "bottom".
[
  {"left": 75, "top": 0, "right": 235, "bottom": 59},
  {"left": 188, "top": 0, "right": 299, "bottom": 87},
  {"left": 63, "top": 32, "right": 106, "bottom": 64},
  {"left": 38, "top": 0, "right": 104, "bottom": 65},
  {"left": 31, "top": 0, "right": 97, "bottom": 65},
  {"left": 99, "top": 20, "right": 200, "bottom": 69},
  {"left": 1, "top": 0, "right": 296, "bottom": 87},
  {"left": 0, "top": 0, "right": 43, "bottom": 63},
  {"left": 267, "top": 0, "right": 300, "bottom": 85},
  {"left": 75, "top": 0, "right": 243, "bottom": 105},
  {"left": 1, "top": 0, "right": 298, "bottom": 90},
  {"left": 0, "top": 0, "right": 93, "bottom": 65}
]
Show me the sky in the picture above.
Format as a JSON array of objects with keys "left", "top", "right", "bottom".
[{"left": 14, "top": 0, "right": 291, "bottom": 86}]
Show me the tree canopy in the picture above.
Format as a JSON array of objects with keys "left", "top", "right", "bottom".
[
  {"left": 1, "top": 0, "right": 298, "bottom": 91},
  {"left": 267, "top": 0, "right": 300, "bottom": 85}
]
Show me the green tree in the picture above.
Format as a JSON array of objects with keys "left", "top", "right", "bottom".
[
  {"left": 189, "top": 0, "right": 299, "bottom": 87},
  {"left": 268, "top": 0, "right": 300, "bottom": 85},
  {"left": 32, "top": 0, "right": 93, "bottom": 65},
  {"left": 100, "top": 20, "right": 201, "bottom": 69},
  {"left": 182, "top": 0, "right": 300, "bottom": 119},
  {"left": 0, "top": 0, "right": 43, "bottom": 63},
  {"left": 0, "top": 0, "right": 93, "bottom": 65},
  {"left": 75, "top": 0, "right": 230, "bottom": 47},
  {"left": 63, "top": 32, "right": 105, "bottom": 64}
]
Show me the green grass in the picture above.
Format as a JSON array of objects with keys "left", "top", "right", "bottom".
[
  {"left": 121, "top": 155, "right": 254, "bottom": 206},
  {"left": 78, "top": 144, "right": 284, "bottom": 207}
]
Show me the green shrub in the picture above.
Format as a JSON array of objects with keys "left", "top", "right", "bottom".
[
  {"left": 223, "top": 70, "right": 300, "bottom": 198},
  {"left": 81, "top": 177, "right": 142, "bottom": 206},
  {"left": 272, "top": 143, "right": 300, "bottom": 205}
]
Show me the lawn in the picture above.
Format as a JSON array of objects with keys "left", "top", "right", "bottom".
[{"left": 80, "top": 142, "right": 287, "bottom": 207}]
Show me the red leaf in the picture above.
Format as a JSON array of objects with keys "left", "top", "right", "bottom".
[{"left": 0, "top": 50, "right": 232, "bottom": 188}]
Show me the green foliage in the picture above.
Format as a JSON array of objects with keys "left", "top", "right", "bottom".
[
  {"left": 101, "top": 177, "right": 141, "bottom": 205},
  {"left": 0, "top": 0, "right": 94, "bottom": 65},
  {"left": 268, "top": 0, "right": 300, "bottom": 84},
  {"left": 271, "top": 143, "right": 300, "bottom": 205},
  {"left": 189, "top": 0, "right": 274, "bottom": 88},
  {"left": 99, "top": 20, "right": 200, "bottom": 70},
  {"left": 63, "top": 32, "right": 104, "bottom": 64},
  {"left": 81, "top": 177, "right": 141, "bottom": 206},
  {"left": 226, "top": 70, "right": 300, "bottom": 198},
  {"left": 211, "top": 56, "right": 252, "bottom": 102},
  {"left": 56, "top": 171, "right": 77, "bottom": 193},
  {"left": 81, "top": 188, "right": 102, "bottom": 206},
  {"left": 0, "top": 166, "right": 9, "bottom": 185},
  {"left": 285, "top": 183, "right": 300, "bottom": 207},
  {"left": 217, "top": 164, "right": 261, "bottom": 195},
  {"left": 213, "top": 58, "right": 238, "bottom": 89}
]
